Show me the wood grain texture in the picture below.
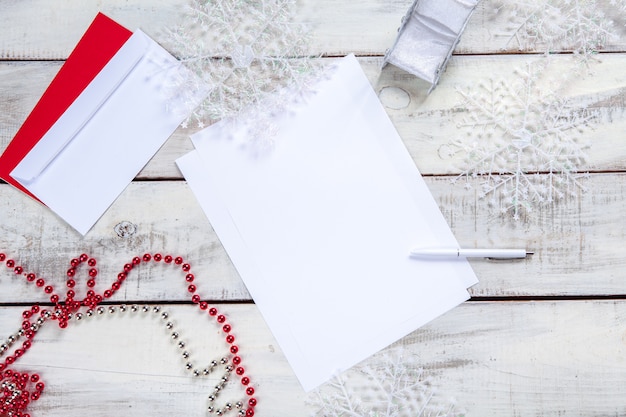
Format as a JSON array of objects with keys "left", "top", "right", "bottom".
[
  {"left": 397, "top": 300, "right": 626, "bottom": 417},
  {"left": 0, "top": 303, "right": 303, "bottom": 417},
  {"left": 1, "top": 0, "right": 625, "bottom": 59},
  {"left": 2, "top": 54, "right": 625, "bottom": 179},
  {"left": 1, "top": 300, "right": 625, "bottom": 417},
  {"left": 0, "top": 1, "right": 625, "bottom": 416},
  {"left": 0, "top": 172, "right": 624, "bottom": 302}
]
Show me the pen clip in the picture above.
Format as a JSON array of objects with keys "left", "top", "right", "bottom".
[{"left": 485, "top": 251, "right": 534, "bottom": 261}]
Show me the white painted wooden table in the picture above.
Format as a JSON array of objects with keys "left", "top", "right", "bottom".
[{"left": 1, "top": 1, "right": 625, "bottom": 416}]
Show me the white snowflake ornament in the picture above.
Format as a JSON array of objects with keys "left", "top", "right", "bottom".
[
  {"left": 167, "top": 0, "right": 319, "bottom": 132},
  {"left": 308, "top": 347, "right": 463, "bottom": 417},
  {"left": 491, "top": 0, "right": 626, "bottom": 58},
  {"left": 450, "top": 60, "right": 598, "bottom": 219}
]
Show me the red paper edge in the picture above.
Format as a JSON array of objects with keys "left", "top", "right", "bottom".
[{"left": 0, "top": 13, "right": 132, "bottom": 199}]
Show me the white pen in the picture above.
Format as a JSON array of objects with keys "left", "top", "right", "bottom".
[{"left": 410, "top": 248, "right": 533, "bottom": 259}]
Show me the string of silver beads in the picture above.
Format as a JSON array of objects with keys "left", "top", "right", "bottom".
[
  {"left": 1, "top": 311, "right": 52, "bottom": 358},
  {"left": 72, "top": 304, "right": 245, "bottom": 415}
]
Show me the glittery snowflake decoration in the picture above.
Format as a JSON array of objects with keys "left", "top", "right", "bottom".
[
  {"left": 167, "top": 0, "right": 318, "bottom": 134},
  {"left": 308, "top": 348, "right": 462, "bottom": 417},
  {"left": 491, "top": 0, "right": 626, "bottom": 57},
  {"left": 448, "top": 60, "right": 598, "bottom": 219}
]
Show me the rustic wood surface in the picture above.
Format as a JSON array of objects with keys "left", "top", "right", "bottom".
[{"left": 1, "top": 1, "right": 625, "bottom": 416}]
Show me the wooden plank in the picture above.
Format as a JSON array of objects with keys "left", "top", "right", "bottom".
[
  {"left": 0, "top": 0, "right": 183, "bottom": 60},
  {"left": 0, "top": 172, "right": 624, "bottom": 303},
  {"left": 0, "top": 180, "right": 248, "bottom": 304},
  {"left": 0, "top": 303, "right": 303, "bottom": 417},
  {"left": 371, "top": 53, "right": 626, "bottom": 175},
  {"left": 2, "top": 54, "right": 625, "bottom": 179},
  {"left": 395, "top": 300, "right": 626, "bottom": 417},
  {"left": 1, "top": 300, "right": 625, "bottom": 416},
  {"left": 0, "top": 0, "right": 625, "bottom": 59}
]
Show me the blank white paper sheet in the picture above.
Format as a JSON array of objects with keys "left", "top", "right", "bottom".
[{"left": 177, "top": 54, "right": 478, "bottom": 391}]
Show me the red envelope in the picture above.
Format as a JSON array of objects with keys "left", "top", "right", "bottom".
[{"left": 0, "top": 13, "right": 132, "bottom": 199}]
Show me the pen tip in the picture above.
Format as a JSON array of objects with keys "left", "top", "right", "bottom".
[{"left": 526, "top": 251, "right": 534, "bottom": 256}]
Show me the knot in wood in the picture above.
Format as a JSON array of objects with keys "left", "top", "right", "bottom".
[{"left": 113, "top": 221, "right": 137, "bottom": 238}]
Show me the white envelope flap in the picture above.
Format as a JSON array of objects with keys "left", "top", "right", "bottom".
[
  {"left": 10, "top": 29, "right": 203, "bottom": 235},
  {"left": 11, "top": 31, "right": 151, "bottom": 184}
]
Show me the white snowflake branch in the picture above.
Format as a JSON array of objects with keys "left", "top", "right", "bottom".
[
  {"left": 491, "top": 0, "right": 626, "bottom": 58},
  {"left": 450, "top": 59, "right": 599, "bottom": 219},
  {"left": 166, "top": 0, "right": 320, "bottom": 133},
  {"left": 307, "top": 348, "right": 463, "bottom": 417}
]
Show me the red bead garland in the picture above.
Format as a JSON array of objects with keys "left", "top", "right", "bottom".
[{"left": 0, "top": 251, "right": 257, "bottom": 417}]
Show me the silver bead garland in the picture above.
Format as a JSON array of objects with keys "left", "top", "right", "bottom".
[{"left": 1, "top": 305, "right": 244, "bottom": 415}]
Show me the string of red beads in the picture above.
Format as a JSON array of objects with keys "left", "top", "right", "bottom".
[{"left": 0, "top": 251, "right": 256, "bottom": 417}]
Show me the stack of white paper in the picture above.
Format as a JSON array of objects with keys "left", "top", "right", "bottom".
[{"left": 177, "top": 54, "right": 477, "bottom": 391}]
